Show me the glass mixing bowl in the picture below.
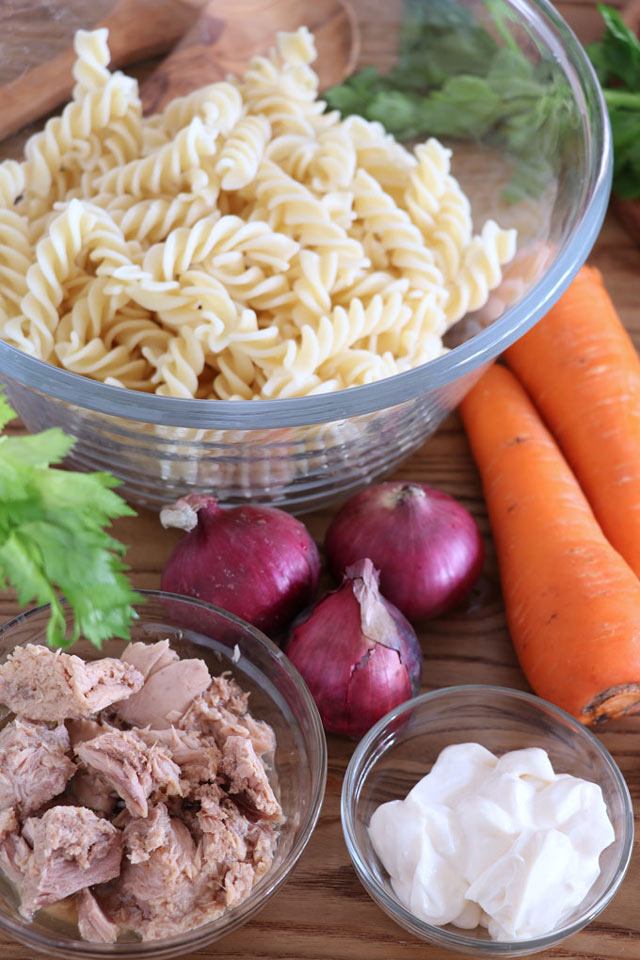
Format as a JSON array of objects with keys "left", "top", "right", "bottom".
[
  {"left": 341, "top": 686, "right": 633, "bottom": 958},
  {"left": 0, "top": 591, "right": 327, "bottom": 959},
  {"left": 0, "top": 0, "right": 611, "bottom": 511}
]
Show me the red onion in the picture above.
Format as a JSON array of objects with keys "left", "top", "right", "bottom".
[
  {"left": 284, "top": 558, "right": 422, "bottom": 737},
  {"left": 160, "top": 495, "right": 321, "bottom": 636},
  {"left": 325, "top": 482, "right": 483, "bottom": 621}
]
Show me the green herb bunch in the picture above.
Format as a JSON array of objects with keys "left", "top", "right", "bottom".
[
  {"left": 325, "top": 0, "right": 577, "bottom": 202},
  {"left": 588, "top": 4, "right": 640, "bottom": 199},
  {"left": 0, "top": 392, "right": 140, "bottom": 648}
]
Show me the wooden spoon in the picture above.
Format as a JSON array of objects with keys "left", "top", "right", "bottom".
[
  {"left": 0, "top": 0, "right": 208, "bottom": 142},
  {"left": 140, "top": 0, "right": 360, "bottom": 114},
  {"left": 0, "top": 0, "right": 358, "bottom": 142}
]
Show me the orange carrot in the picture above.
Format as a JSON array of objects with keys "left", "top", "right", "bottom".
[
  {"left": 460, "top": 363, "right": 640, "bottom": 724},
  {"left": 505, "top": 265, "right": 640, "bottom": 578}
]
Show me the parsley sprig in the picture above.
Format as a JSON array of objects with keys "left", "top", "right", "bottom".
[
  {"left": 0, "top": 392, "right": 140, "bottom": 648},
  {"left": 324, "top": 0, "right": 577, "bottom": 202},
  {"left": 587, "top": 4, "right": 640, "bottom": 199}
]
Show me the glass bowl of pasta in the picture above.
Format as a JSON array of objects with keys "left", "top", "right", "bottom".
[{"left": 0, "top": 0, "right": 611, "bottom": 512}]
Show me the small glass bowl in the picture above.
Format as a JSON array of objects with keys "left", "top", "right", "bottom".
[
  {"left": 0, "top": 591, "right": 327, "bottom": 960},
  {"left": 341, "top": 685, "right": 633, "bottom": 958}
]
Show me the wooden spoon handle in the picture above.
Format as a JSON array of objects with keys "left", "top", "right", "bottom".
[
  {"left": 0, "top": 0, "right": 206, "bottom": 142},
  {"left": 141, "top": 0, "right": 360, "bottom": 114},
  {"left": 141, "top": 1, "right": 228, "bottom": 114}
]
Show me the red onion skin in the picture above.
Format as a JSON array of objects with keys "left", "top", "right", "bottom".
[
  {"left": 160, "top": 496, "right": 321, "bottom": 636},
  {"left": 284, "top": 559, "right": 422, "bottom": 738},
  {"left": 324, "top": 482, "right": 484, "bottom": 621}
]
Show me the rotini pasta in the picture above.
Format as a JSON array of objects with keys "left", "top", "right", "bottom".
[
  {"left": 249, "top": 291, "right": 411, "bottom": 384},
  {"left": 0, "top": 26, "right": 517, "bottom": 401},
  {"left": 405, "top": 142, "right": 473, "bottom": 282},
  {"left": 290, "top": 250, "right": 339, "bottom": 325},
  {"left": 444, "top": 219, "right": 517, "bottom": 324},
  {"left": 151, "top": 324, "right": 206, "bottom": 398},
  {"left": 18, "top": 200, "right": 105, "bottom": 359},
  {"left": 253, "top": 160, "right": 366, "bottom": 264},
  {"left": 110, "top": 187, "right": 220, "bottom": 244},
  {"left": 342, "top": 115, "right": 417, "bottom": 199},
  {"left": 0, "top": 212, "right": 31, "bottom": 312},
  {"left": 55, "top": 335, "right": 152, "bottom": 390},
  {"left": 24, "top": 72, "right": 139, "bottom": 197},
  {"left": 72, "top": 29, "right": 111, "bottom": 99},
  {"left": 0, "top": 159, "right": 25, "bottom": 208},
  {"left": 56, "top": 275, "right": 126, "bottom": 347},
  {"left": 240, "top": 28, "right": 328, "bottom": 139},
  {"left": 352, "top": 170, "right": 446, "bottom": 298},
  {"left": 157, "top": 82, "right": 243, "bottom": 139},
  {"left": 95, "top": 117, "right": 217, "bottom": 197},
  {"left": 405, "top": 139, "right": 451, "bottom": 234},
  {"left": 216, "top": 115, "right": 271, "bottom": 190}
]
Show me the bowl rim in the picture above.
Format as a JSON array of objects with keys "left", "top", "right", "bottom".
[
  {"left": 0, "top": 589, "right": 328, "bottom": 958},
  {"left": 341, "top": 684, "right": 634, "bottom": 955},
  {"left": 0, "top": 0, "right": 612, "bottom": 430}
]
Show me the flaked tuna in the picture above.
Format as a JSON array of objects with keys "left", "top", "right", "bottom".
[
  {"left": 197, "top": 785, "right": 250, "bottom": 868},
  {"left": 69, "top": 768, "right": 116, "bottom": 816},
  {"left": 112, "top": 803, "right": 201, "bottom": 937},
  {"left": 0, "top": 831, "right": 31, "bottom": 893},
  {"left": 221, "top": 737, "right": 282, "bottom": 821},
  {"left": 0, "top": 808, "right": 18, "bottom": 843},
  {"left": 120, "top": 640, "right": 178, "bottom": 678},
  {"left": 0, "top": 719, "right": 76, "bottom": 816},
  {"left": 136, "top": 727, "right": 221, "bottom": 790},
  {"left": 66, "top": 718, "right": 110, "bottom": 747},
  {"left": 66, "top": 719, "right": 118, "bottom": 814},
  {"left": 75, "top": 728, "right": 181, "bottom": 818},
  {"left": 76, "top": 888, "right": 119, "bottom": 943},
  {"left": 114, "top": 640, "right": 210, "bottom": 729},
  {"left": 179, "top": 676, "right": 275, "bottom": 757},
  {"left": 224, "top": 861, "right": 254, "bottom": 907},
  {"left": 0, "top": 645, "right": 143, "bottom": 722},
  {"left": 7, "top": 806, "right": 122, "bottom": 919}
]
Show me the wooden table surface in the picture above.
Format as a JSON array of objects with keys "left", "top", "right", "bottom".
[{"left": 2, "top": 1, "right": 640, "bottom": 958}]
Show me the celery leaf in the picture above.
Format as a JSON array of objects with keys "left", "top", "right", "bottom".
[{"left": 0, "top": 393, "right": 140, "bottom": 648}]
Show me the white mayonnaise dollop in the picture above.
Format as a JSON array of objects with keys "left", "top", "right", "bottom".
[{"left": 368, "top": 743, "right": 615, "bottom": 941}]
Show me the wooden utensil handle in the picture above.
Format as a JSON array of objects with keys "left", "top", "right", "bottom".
[
  {"left": 0, "top": 0, "right": 205, "bottom": 142},
  {"left": 141, "top": 1, "right": 226, "bottom": 114},
  {"left": 141, "top": 0, "right": 360, "bottom": 114}
]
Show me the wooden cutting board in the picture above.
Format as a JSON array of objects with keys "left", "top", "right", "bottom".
[{"left": 1, "top": 1, "right": 639, "bottom": 958}]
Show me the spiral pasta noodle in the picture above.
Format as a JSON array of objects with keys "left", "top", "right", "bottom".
[
  {"left": 405, "top": 140, "right": 451, "bottom": 234},
  {"left": 19, "top": 200, "right": 104, "bottom": 359},
  {"left": 0, "top": 160, "right": 25, "bottom": 208},
  {"left": 111, "top": 187, "right": 220, "bottom": 244},
  {"left": 445, "top": 220, "right": 517, "bottom": 324},
  {"left": 72, "top": 29, "right": 111, "bottom": 98},
  {"left": 158, "top": 82, "right": 243, "bottom": 139},
  {"left": 0, "top": 212, "right": 31, "bottom": 313},
  {"left": 0, "top": 26, "right": 517, "bottom": 400},
  {"left": 95, "top": 117, "right": 217, "bottom": 197},
  {"left": 352, "top": 170, "right": 445, "bottom": 298},
  {"left": 24, "top": 72, "right": 139, "bottom": 197},
  {"left": 216, "top": 115, "right": 271, "bottom": 190}
]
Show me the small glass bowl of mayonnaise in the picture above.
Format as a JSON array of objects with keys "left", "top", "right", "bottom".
[{"left": 341, "top": 685, "right": 633, "bottom": 957}]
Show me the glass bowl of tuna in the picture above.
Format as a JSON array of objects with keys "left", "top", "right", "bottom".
[
  {"left": 341, "top": 685, "right": 633, "bottom": 958},
  {"left": 0, "top": 590, "right": 327, "bottom": 959}
]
